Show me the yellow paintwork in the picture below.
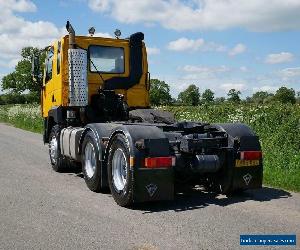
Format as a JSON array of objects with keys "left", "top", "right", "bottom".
[{"left": 42, "top": 35, "right": 149, "bottom": 118}]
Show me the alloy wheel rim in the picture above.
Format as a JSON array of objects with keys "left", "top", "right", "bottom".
[
  {"left": 112, "top": 148, "right": 128, "bottom": 192},
  {"left": 49, "top": 135, "right": 58, "bottom": 164},
  {"left": 84, "top": 142, "right": 96, "bottom": 178}
]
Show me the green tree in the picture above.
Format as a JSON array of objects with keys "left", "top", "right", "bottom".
[
  {"left": 251, "top": 91, "right": 273, "bottom": 104},
  {"left": 215, "top": 97, "right": 225, "bottom": 104},
  {"left": 245, "top": 96, "right": 252, "bottom": 103},
  {"left": 178, "top": 84, "right": 200, "bottom": 105},
  {"left": 227, "top": 89, "right": 241, "bottom": 103},
  {"left": 296, "top": 91, "right": 300, "bottom": 104},
  {"left": 1, "top": 47, "right": 45, "bottom": 95},
  {"left": 274, "top": 86, "right": 296, "bottom": 104},
  {"left": 149, "top": 79, "right": 172, "bottom": 105},
  {"left": 0, "top": 95, "right": 4, "bottom": 105},
  {"left": 202, "top": 89, "right": 214, "bottom": 103}
]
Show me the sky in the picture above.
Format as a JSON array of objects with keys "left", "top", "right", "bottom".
[{"left": 0, "top": 0, "right": 299, "bottom": 97}]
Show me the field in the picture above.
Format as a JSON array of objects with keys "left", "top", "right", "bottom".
[{"left": 0, "top": 103, "right": 299, "bottom": 192}]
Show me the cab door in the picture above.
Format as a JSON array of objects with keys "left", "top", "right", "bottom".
[{"left": 42, "top": 46, "right": 54, "bottom": 117}]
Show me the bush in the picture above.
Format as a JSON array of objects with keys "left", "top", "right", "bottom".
[
  {"left": 24, "top": 92, "right": 40, "bottom": 103},
  {"left": 0, "top": 93, "right": 26, "bottom": 104},
  {"left": 0, "top": 92, "right": 40, "bottom": 105}
]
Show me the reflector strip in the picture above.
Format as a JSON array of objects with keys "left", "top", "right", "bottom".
[
  {"left": 144, "top": 157, "right": 175, "bottom": 168},
  {"left": 240, "top": 151, "right": 262, "bottom": 160},
  {"left": 129, "top": 157, "right": 135, "bottom": 168}
]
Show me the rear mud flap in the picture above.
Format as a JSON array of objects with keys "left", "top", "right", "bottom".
[
  {"left": 231, "top": 165, "right": 263, "bottom": 190},
  {"left": 218, "top": 149, "right": 263, "bottom": 193},
  {"left": 133, "top": 168, "right": 174, "bottom": 203}
]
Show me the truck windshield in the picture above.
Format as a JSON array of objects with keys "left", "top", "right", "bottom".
[{"left": 89, "top": 46, "right": 124, "bottom": 74}]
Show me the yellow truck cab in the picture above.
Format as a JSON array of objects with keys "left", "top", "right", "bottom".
[
  {"left": 41, "top": 23, "right": 150, "bottom": 135},
  {"left": 32, "top": 21, "right": 263, "bottom": 207},
  {"left": 42, "top": 33, "right": 149, "bottom": 118}
]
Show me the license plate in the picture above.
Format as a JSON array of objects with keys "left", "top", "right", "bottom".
[{"left": 235, "top": 159, "right": 260, "bottom": 167}]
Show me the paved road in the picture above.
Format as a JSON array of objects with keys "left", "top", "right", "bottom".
[{"left": 0, "top": 123, "right": 299, "bottom": 250}]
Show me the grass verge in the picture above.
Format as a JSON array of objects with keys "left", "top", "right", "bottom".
[{"left": 0, "top": 104, "right": 43, "bottom": 133}]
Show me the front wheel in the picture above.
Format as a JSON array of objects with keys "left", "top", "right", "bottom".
[
  {"left": 49, "top": 125, "right": 69, "bottom": 172},
  {"left": 107, "top": 134, "right": 133, "bottom": 207}
]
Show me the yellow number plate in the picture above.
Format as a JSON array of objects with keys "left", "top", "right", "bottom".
[{"left": 235, "top": 160, "right": 260, "bottom": 167}]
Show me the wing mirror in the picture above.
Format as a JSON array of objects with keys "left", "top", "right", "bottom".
[{"left": 31, "top": 54, "right": 42, "bottom": 86}]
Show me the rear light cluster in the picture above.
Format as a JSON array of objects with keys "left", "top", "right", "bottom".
[
  {"left": 240, "top": 151, "right": 262, "bottom": 160},
  {"left": 144, "top": 157, "right": 176, "bottom": 168}
]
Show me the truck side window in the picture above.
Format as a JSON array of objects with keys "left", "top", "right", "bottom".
[
  {"left": 57, "top": 41, "right": 61, "bottom": 75},
  {"left": 45, "top": 47, "right": 54, "bottom": 83}
]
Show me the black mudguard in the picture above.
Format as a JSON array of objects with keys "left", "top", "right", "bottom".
[
  {"left": 211, "top": 123, "right": 263, "bottom": 193},
  {"left": 44, "top": 106, "right": 66, "bottom": 143},
  {"left": 109, "top": 124, "right": 174, "bottom": 203}
]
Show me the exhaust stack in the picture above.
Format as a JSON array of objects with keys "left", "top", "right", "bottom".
[
  {"left": 66, "top": 21, "right": 75, "bottom": 49},
  {"left": 66, "top": 21, "right": 88, "bottom": 107}
]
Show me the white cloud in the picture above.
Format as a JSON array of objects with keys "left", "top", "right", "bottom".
[
  {"left": 180, "top": 65, "right": 230, "bottom": 81},
  {"left": 167, "top": 37, "right": 226, "bottom": 52},
  {"left": 279, "top": 67, "right": 300, "bottom": 78},
  {"left": 0, "top": 1, "right": 114, "bottom": 71},
  {"left": 155, "top": 71, "right": 263, "bottom": 98},
  {"left": 167, "top": 38, "right": 204, "bottom": 51},
  {"left": 1, "top": 0, "right": 36, "bottom": 13},
  {"left": 0, "top": 1, "right": 66, "bottom": 69},
  {"left": 0, "top": 1, "right": 37, "bottom": 34},
  {"left": 265, "top": 52, "right": 294, "bottom": 64},
  {"left": 240, "top": 66, "right": 248, "bottom": 72},
  {"left": 168, "top": 38, "right": 246, "bottom": 57},
  {"left": 228, "top": 43, "right": 246, "bottom": 56},
  {"left": 87, "top": 0, "right": 300, "bottom": 32},
  {"left": 220, "top": 83, "right": 247, "bottom": 92},
  {"left": 88, "top": 0, "right": 111, "bottom": 12},
  {"left": 277, "top": 67, "right": 300, "bottom": 84},
  {"left": 182, "top": 65, "right": 230, "bottom": 74},
  {"left": 173, "top": 64, "right": 249, "bottom": 96},
  {"left": 156, "top": 66, "right": 299, "bottom": 98},
  {"left": 147, "top": 47, "right": 160, "bottom": 55},
  {"left": 93, "top": 32, "right": 112, "bottom": 38}
]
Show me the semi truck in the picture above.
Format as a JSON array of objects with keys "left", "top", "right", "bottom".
[{"left": 32, "top": 21, "right": 263, "bottom": 207}]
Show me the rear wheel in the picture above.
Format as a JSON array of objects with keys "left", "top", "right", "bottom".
[
  {"left": 81, "top": 131, "right": 102, "bottom": 192},
  {"left": 108, "top": 134, "right": 133, "bottom": 207},
  {"left": 49, "top": 125, "right": 69, "bottom": 172}
]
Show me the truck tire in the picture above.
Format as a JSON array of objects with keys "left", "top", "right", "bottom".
[
  {"left": 49, "top": 125, "right": 69, "bottom": 172},
  {"left": 81, "top": 131, "right": 102, "bottom": 192},
  {"left": 107, "top": 134, "right": 133, "bottom": 207}
]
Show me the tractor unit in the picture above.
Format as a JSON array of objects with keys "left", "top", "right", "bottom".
[{"left": 32, "top": 21, "right": 263, "bottom": 207}]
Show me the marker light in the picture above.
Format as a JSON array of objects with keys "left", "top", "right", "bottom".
[
  {"left": 144, "top": 157, "right": 175, "bottom": 168},
  {"left": 240, "top": 151, "right": 262, "bottom": 160}
]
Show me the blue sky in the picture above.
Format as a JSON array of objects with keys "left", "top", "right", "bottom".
[{"left": 0, "top": 0, "right": 299, "bottom": 97}]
